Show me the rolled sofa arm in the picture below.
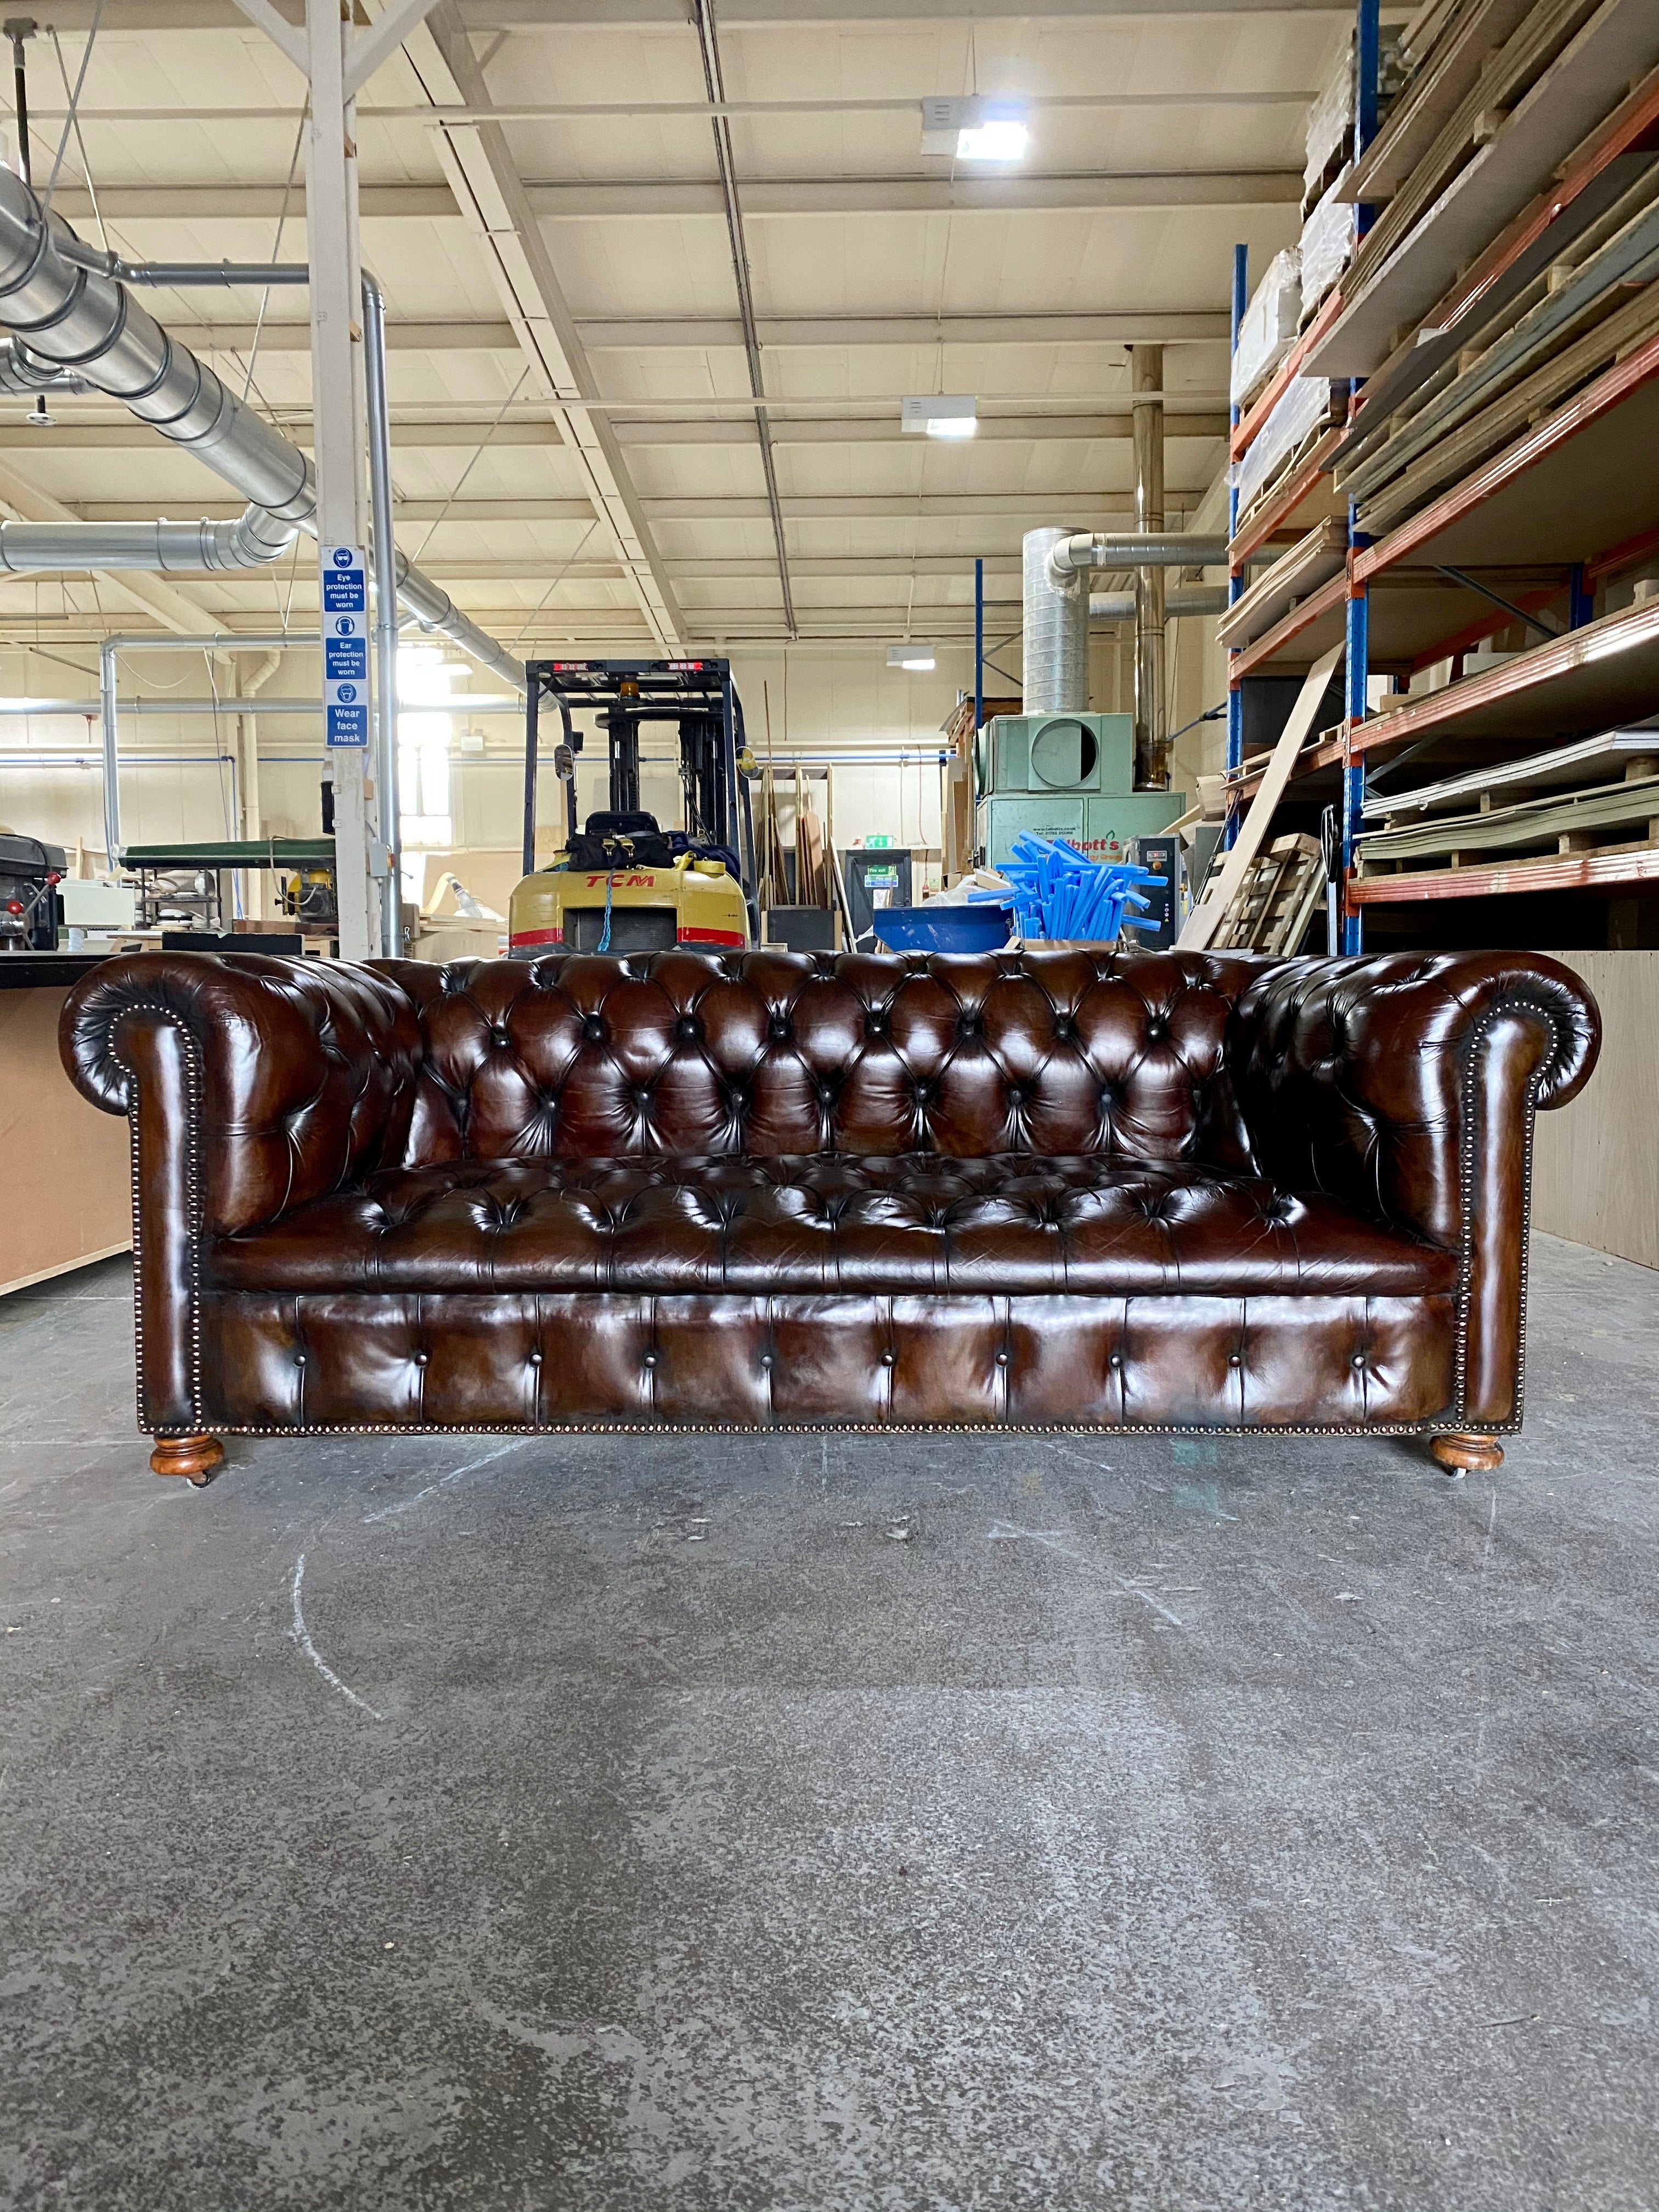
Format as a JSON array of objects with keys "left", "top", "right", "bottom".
[
  {"left": 60, "top": 953, "right": 423, "bottom": 1433},
  {"left": 1228, "top": 951, "right": 1601, "bottom": 1428}
]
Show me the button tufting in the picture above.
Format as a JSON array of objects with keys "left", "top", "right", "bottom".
[
  {"left": 414, "top": 1350, "right": 429, "bottom": 1367},
  {"left": 1228, "top": 1352, "right": 1243, "bottom": 1368},
  {"left": 677, "top": 1015, "right": 701, "bottom": 1041},
  {"left": 881, "top": 1349, "right": 896, "bottom": 1367},
  {"left": 995, "top": 1350, "right": 1009, "bottom": 1366},
  {"left": 529, "top": 1351, "right": 543, "bottom": 1367},
  {"left": 642, "top": 1352, "right": 658, "bottom": 1369},
  {"left": 1351, "top": 1352, "right": 1367, "bottom": 1368}
]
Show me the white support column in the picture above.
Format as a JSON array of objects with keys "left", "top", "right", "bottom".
[{"left": 306, "top": 0, "right": 377, "bottom": 960}]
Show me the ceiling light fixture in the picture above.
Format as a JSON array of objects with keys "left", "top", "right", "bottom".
[
  {"left": 887, "top": 644, "right": 937, "bottom": 672},
  {"left": 901, "top": 394, "right": 977, "bottom": 440},
  {"left": 920, "top": 95, "right": 1030, "bottom": 163}
]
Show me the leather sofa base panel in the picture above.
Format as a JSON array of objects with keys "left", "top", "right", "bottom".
[{"left": 197, "top": 1290, "right": 1459, "bottom": 1435}]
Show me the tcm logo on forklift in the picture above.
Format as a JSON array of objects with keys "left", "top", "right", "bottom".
[{"left": 585, "top": 873, "right": 657, "bottom": 888}]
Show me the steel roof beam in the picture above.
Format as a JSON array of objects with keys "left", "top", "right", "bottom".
[
  {"left": 47, "top": 172, "right": 1300, "bottom": 221},
  {"left": 397, "top": 0, "right": 685, "bottom": 649}
]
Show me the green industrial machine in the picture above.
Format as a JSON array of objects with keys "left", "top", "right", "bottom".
[{"left": 974, "top": 710, "right": 1186, "bottom": 870}]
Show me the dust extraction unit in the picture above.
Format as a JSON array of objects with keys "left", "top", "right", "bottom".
[{"left": 975, "top": 528, "right": 1190, "bottom": 867}]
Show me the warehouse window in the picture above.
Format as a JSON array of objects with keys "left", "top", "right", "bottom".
[{"left": 398, "top": 647, "right": 460, "bottom": 851}]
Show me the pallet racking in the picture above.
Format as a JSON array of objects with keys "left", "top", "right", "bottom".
[{"left": 1224, "top": 0, "right": 1659, "bottom": 947}]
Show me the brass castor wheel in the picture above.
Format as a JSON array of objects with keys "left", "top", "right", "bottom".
[
  {"left": 149, "top": 1433, "right": 225, "bottom": 1487},
  {"left": 1430, "top": 1431, "right": 1504, "bottom": 1476}
]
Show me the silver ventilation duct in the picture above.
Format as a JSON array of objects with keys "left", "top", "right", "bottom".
[
  {"left": 1022, "top": 526, "right": 1091, "bottom": 714},
  {"left": 1051, "top": 532, "right": 1231, "bottom": 573},
  {"left": 0, "top": 336, "right": 93, "bottom": 395},
  {"left": 1026, "top": 527, "right": 1238, "bottom": 711},
  {"left": 0, "top": 168, "right": 525, "bottom": 690},
  {"left": 0, "top": 507, "right": 296, "bottom": 573},
  {"left": 1090, "top": 585, "right": 1230, "bottom": 622}
]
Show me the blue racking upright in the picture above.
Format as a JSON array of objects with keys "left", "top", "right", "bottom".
[
  {"left": 1228, "top": 0, "right": 1381, "bottom": 944},
  {"left": 1224, "top": 242, "right": 1249, "bottom": 850}
]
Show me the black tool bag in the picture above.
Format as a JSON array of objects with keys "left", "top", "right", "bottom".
[{"left": 567, "top": 811, "right": 679, "bottom": 871}]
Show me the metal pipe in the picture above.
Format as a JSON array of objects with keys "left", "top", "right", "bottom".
[
  {"left": 362, "top": 267, "right": 402, "bottom": 955},
  {"left": 0, "top": 336, "right": 94, "bottom": 393},
  {"left": 1022, "top": 525, "right": 1090, "bottom": 714},
  {"left": 50, "top": 240, "right": 312, "bottom": 288},
  {"left": 6, "top": 17, "right": 33, "bottom": 189},
  {"left": 1049, "top": 531, "right": 1231, "bottom": 573},
  {"left": 0, "top": 173, "right": 525, "bottom": 689},
  {"left": 1132, "top": 343, "right": 1166, "bottom": 788},
  {"left": 1090, "top": 586, "right": 1229, "bottom": 622},
  {"left": 4, "top": 693, "right": 523, "bottom": 714},
  {"left": 0, "top": 510, "right": 297, "bottom": 572},
  {"left": 98, "top": 635, "right": 119, "bottom": 865},
  {"left": 974, "top": 555, "right": 984, "bottom": 732}
]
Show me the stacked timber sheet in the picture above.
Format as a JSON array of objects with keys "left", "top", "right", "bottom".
[
  {"left": 1336, "top": 156, "right": 1659, "bottom": 535},
  {"left": 1310, "top": 0, "right": 1659, "bottom": 379}
]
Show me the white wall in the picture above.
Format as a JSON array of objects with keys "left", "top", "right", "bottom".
[{"left": 0, "top": 618, "right": 1231, "bottom": 874}]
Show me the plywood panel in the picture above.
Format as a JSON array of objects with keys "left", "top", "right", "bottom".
[
  {"left": 0, "top": 986, "right": 132, "bottom": 1297},
  {"left": 1531, "top": 950, "right": 1659, "bottom": 1269}
]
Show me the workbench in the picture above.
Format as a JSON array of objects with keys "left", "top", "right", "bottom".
[{"left": 0, "top": 955, "right": 133, "bottom": 1296}]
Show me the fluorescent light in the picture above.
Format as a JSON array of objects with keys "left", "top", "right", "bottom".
[
  {"left": 887, "top": 644, "right": 937, "bottom": 672},
  {"left": 920, "top": 95, "right": 1029, "bottom": 162},
  {"left": 956, "top": 116, "right": 1028, "bottom": 161},
  {"left": 901, "top": 393, "right": 977, "bottom": 438}
]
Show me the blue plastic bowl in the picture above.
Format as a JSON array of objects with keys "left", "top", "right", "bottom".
[{"left": 870, "top": 903, "right": 1012, "bottom": 953}]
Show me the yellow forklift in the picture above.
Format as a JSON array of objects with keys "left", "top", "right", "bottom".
[{"left": 508, "top": 658, "right": 760, "bottom": 955}]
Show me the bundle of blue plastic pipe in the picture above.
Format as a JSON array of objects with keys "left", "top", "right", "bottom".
[{"left": 968, "top": 834, "right": 1159, "bottom": 944}]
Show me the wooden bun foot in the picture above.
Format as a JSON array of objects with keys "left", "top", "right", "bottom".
[
  {"left": 149, "top": 1433, "right": 225, "bottom": 1486},
  {"left": 1430, "top": 1432, "right": 1504, "bottom": 1476}
]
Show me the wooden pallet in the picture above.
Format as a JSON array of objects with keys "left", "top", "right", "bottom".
[{"left": 1199, "top": 832, "right": 1326, "bottom": 954}]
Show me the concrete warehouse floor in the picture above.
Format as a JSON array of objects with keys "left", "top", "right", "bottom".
[{"left": 2, "top": 1235, "right": 1656, "bottom": 2212}]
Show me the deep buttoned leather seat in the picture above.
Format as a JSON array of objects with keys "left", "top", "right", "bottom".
[{"left": 209, "top": 1153, "right": 1458, "bottom": 1298}]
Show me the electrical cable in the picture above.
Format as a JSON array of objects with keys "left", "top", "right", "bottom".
[
  {"left": 509, "top": 516, "right": 602, "bottom": 652},
  {"left": 39, "top": 0, "right": 106, "bottom": 220},
  {"left": 244, "top": 103, "right": 308, "bottom": 405},
  {"left": 47, "top": 24, "right": 109, "bottom": 251},
  {"left": 410, "top": 364, "right": 533, "bottom": 567}
]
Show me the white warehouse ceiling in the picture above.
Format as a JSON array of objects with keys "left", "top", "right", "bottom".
[{"left": 0, "top": 0, "right": 1350, "bottom": 655}]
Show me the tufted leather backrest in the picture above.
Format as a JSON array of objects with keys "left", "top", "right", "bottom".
[{"left": 374, "top": 949, "right": 1271, "bottom": 1169}]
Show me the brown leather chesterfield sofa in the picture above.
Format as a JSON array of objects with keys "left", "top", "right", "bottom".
[{"left": 59, "top": 946, "right": 1599, "bottom": 1486}]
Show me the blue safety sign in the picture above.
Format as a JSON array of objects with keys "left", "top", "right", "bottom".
[{"left": 323, "top": 544, "right": 370, "bottom": 746}]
